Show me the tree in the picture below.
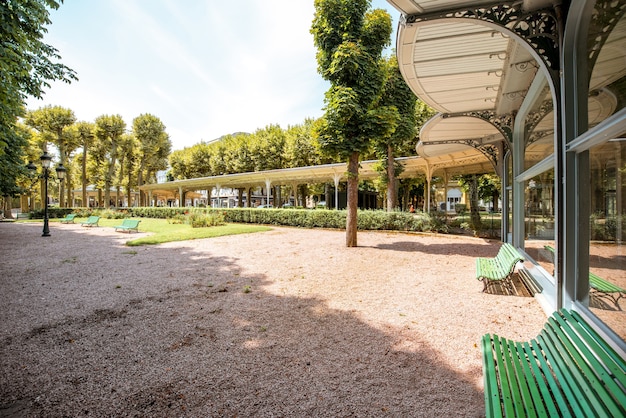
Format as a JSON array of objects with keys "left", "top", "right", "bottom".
[
  {"left": 457, "top": 174, "right": 483, "bottom": 230},
  {"left": 0, "top": 0, "right": 76, "bottom": 206},
  {"left": 73, "top": 121, "right": 95, "bottom": 207},
  {"left": 25, "top": 105, "right": 77, "bottom": 207},
  {"left": 94, "top": 114, "right": 126, "bottom": 208},
  {"left": 311, "top": 0, "right": 394, "bottom": 247},
  {"left": 132, "top": 114, "right": 170, "bottom": 205},
  {"left": 0, "top": 124, "right": 30, "bottom": 218},
  {"left": 375, "top": 56, "right": 418, "bottom": 211},
  {"left": 478, "top": 174, "right": 501, "bottom": 212},
  {"left": 116, "top": 132, "right": 137, "bottom": 207}
]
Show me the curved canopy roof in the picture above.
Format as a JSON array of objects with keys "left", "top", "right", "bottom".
[
  {"left": 140, "top": 154, "right": 494, "bottom": 197},
  {"left": 388, "top": 0, "right": 558, "bottom": 173}
]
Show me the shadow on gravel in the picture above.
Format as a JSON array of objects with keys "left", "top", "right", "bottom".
[
  {"left": 373, "top": 239, "right": 495, "bottom": 257},
  {"left": 0, "top": 222, "right": 484, "bottom": 417}
]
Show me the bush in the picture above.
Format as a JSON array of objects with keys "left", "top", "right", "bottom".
[
  {"left": 188, "top": 210, "right": 225, "bottom": 228},
  {"left": 28, "top": 206, "right": 451, "bottom": 234}
]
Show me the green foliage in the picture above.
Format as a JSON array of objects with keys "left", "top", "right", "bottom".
[
  {"left": 188, "top": 210, "right": 225, "bottom": 228},
  {"left": 311, "top": 0, "right": 393, "bottom": 246},
  {"left": 133, "top": 113, "right": 171, "bottom": 205},
  {"left": 0, "top": 0, "right": 77, "bottom": 153}
]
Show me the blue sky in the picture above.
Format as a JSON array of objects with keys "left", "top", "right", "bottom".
[{"left": 27, "top": 0, "right": 401, "bottom": 151}]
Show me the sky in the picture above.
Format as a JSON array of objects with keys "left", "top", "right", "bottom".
[{"left": 27, "top": 0, "right": 401, "bottom": 152}]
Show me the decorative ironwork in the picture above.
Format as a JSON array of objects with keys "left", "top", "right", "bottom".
[
  {"left": 524, "top": 96, "right": 553, "bottom": 143},
  {"left": 512, "top": 60, "right": 539, "bottom": 73},
  {"left": 443, "top": 110, "right": 514, "bottom": 144},
  {"left": 587, "top": 0, "right": 626, "bottom": 74},
  {"left": 527, "top": 129, "right": 554, "bottom": 146},
  {"left": 405, "top": 1, "right": 560, "bottom": 79},
  {"left": 503, "top": 90, "right": 528, "bottom": 100},
  {"left": 423, "top": 137, "right": 503, "bottom": 173}
]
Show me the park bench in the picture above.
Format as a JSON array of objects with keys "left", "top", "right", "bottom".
[
  {"left": 482, "top": 309, "right": 626, "bottom": 417},
  {"left": 59, "top": 213, "right": 76, "bottom": 223},
  {"left": 114, "top": 219, "right": 140, "bottom": 233},
  {"left": 545, "top": 245, "right": 624, "bottom": 308},
  {"left": 81, "top": 215, "right": 100, "bottom": 227},
  {"left": 476, "top": 243, "right": 524, "bottom": 292}
]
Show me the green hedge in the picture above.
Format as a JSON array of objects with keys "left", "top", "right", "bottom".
[{"left": 24, "top": 206, "right": 447, "bottom": 233}]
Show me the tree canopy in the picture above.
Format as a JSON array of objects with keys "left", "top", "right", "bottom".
[
  {"left": 311, "top": 0, "right": 393, "bottom": 246},
  {"left": 0, "top": 0, "right": 76, "bottom": 214},
  {"left": 0, "top": 0, "right": 76, "bottom": 153}
]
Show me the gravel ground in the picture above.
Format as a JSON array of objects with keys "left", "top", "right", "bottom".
[{"left": 0, "top": 221, "right": 547, "bottom": 417}]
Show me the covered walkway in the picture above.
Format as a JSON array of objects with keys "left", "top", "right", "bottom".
[
  {"left": 388, "top": 0, "right": 626, "bottom": 353},
  {"left": 139, "top": 155, "right": 493, "bottom": 210}
]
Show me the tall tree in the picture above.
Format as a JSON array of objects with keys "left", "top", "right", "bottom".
[
  {"left": 0, "top": 0, "right": 76, "bottom": 206},
  {"left": 25, "top": 105, "right": 77, "bottom": 207},
  {"left": 375, "top": 56, "right": 417, "bottom": 211},
  {"left": 73, "top": 121, "right": 95, "bottom": 207},
  {"left": 94, "top": 114, "right": 126, "bottom": 208},
  {"left": 311, "top": 0, "right": 394, "bottom": 247},
  {"left": 132, "top": 114, "right": 170, "bottom": 205},
  {"left": 0, "top": 0, "right": 76, "bottom": 153},
  {"left": 0, "top": 123, "right": 30, "bottom": 218}
]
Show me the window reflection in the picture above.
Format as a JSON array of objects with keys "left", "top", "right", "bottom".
[
  {"left": 588, "top": 135, "right": 626, "bottom": 340},
  {"left": 588, "top": 2, "right": 626, "bottom": 122},
  {"left": 523, "top": 170, "right": 556, "bottom": 274}
]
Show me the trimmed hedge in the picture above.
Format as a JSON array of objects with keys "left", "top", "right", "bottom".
[{"left": 23, "top": 206, "right": 448, "bottom": 233}]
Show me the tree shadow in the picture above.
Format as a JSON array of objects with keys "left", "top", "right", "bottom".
[
  {"left": 370, "top": 239, "right": 495, "bottom": 257},
  {"left": 0, "top": 223, "right": 485, "bottom": 416}
]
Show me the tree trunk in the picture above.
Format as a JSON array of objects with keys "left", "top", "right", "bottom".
[
  {"left": 104, "top": 144, "right": 118, "bottom": 208},
  {"left": 386, "top": 145, "right": 396, "bottom": 212},
  {"left": 2, "top": 196, "right": 14, "bottom": 219},
  {"left": 137, "top": 160, "right": 145, "bottom": 206},
  {"left": 470, "top": 174, "right": 482, "bottom": 230},
  {"left": 82, "top": 144, "right": 88, "bottom": 208},
  {"left": 346, "top": 151, "right": 359, "bottom": 247}
]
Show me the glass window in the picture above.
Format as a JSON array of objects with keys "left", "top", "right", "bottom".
[
  {"left": 522, "top": 170, "right": 556, "bottom": 274},
  {"left": 525, "top": 92, "right": 555, "bottom": 171},
  {"left": 588, "top": 2, "right": 626, "bottom": 124},
  {"left": 588, "top": 134, "right": 626, "bottom": 340}
]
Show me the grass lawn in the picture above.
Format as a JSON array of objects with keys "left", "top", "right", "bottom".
[{"left": 43, "top": 217, "right": 272, "bottom": 246}]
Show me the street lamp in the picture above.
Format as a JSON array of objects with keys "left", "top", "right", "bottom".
[{"left": 27, "top": 151, "right": 66, "bottom": 237}]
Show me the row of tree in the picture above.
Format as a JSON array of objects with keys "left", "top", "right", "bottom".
[{"left": 21, "top": 106, "right": 171, "bottom": 208}]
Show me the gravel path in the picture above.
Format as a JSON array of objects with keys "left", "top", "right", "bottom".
[{"left": 0, "top": 222, "right": 547, "bottom": 417}]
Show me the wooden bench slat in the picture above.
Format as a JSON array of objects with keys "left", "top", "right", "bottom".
[
  {"left": 536, "top": 332, "right": 587, "bottom": 415},
  {"left": 567, "top": 311, "right": 626, "bottom": 388},
  {"left": 520, "top": 341, "right": 556, "bottom": 417},
  {"left": 493, "top": 336, "right": 517, "bottom": 417},
  {"left": 558, "top": 311, "right": 626, "bottom": 412},
  {"left": 528, "top": 338, "right": 574, "bottom": 417},
  {"left": 482, "top": 335, "right": 504, "bottom": 418},
  {"left": 507, "top": 340, "right": 538, "bottom": 417},
  {"left": 543, "top": 318, "right": 618, "bottom": 417},
  {"left": 483, "top": 310, "right": 626, "bottom": 417},
  {"left": 554, "top": 313, "right": 626, "bottom": 396},
  {"left": 512, "top": 341, "right": 544, "bottom": 417}
]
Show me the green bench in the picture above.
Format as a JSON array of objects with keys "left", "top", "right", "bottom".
[
  {"left": 59, "top": 213, "right": 76, "bottom": 223},
  {"left": 482, "top": 309, "right": 626, "bottom": 417},
  {"left": 114, "top": 219, "right": 140, "bottom": 233},
  {"left": 476, "top": 243, "right": 524, "bottom": 292},
  {"left": 80, "top": 215, "right": 100, "bottom": 227},
  {"left": 545, "top": 245, "right": 624, "bottom": 308}
]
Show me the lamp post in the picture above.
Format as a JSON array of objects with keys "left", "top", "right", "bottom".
[{"left": 27, "top": 151, "right": 66, "bottom": 237}]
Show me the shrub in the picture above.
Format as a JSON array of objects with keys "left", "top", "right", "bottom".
[{"left": 188, "top": 210, "right": 225, "bottom": 228}]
